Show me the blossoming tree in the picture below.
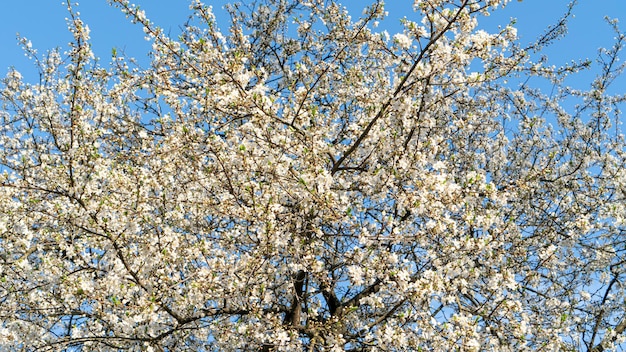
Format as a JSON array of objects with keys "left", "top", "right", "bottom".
[{"left": 1, "top": 0, "right": 625, "bottom": 350}]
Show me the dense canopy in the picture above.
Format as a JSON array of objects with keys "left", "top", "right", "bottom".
[{"left": 0, "top": 0, "right": 625, "bottom": 350}]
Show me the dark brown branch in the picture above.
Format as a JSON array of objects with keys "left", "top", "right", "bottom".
[{"left": 284, "top": 270, "right": 306, "bottom": 326}]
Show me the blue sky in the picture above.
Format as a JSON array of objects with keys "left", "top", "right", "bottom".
[{"left": 0, "top": 1, "right": 625, "bottom": 95}]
